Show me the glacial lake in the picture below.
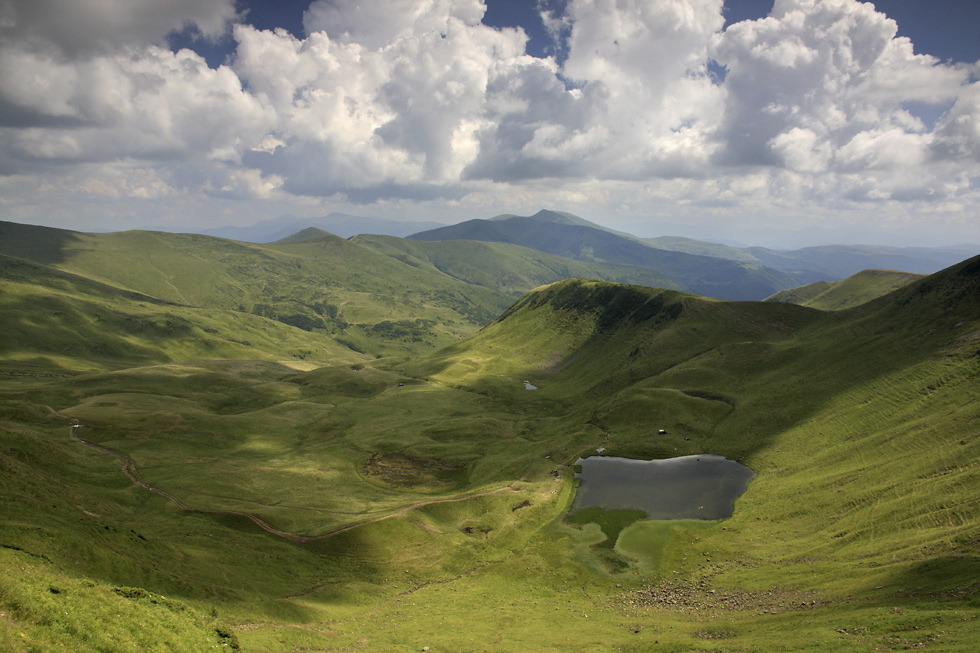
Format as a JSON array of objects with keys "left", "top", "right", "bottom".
[{"left": 570, "top": 454, "right": 755, "bottom": 520}]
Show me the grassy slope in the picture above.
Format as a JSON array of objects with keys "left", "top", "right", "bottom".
[
  {"left": 2, "top": 245, "right": 980, "bottom": 650},
  {"left": 0, "top": 254, "right": 356, "bottom": 371},
  {"left": 765, "top": 268, "right": 925, "bottom": 310},
  {"left": 0, "top": 219, "right": 687, "bottom": 358}
]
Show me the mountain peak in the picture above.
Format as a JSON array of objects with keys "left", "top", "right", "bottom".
[
  {"left": 486, "top": 209, "right": 593, "bottom": 226},
  {"left": 529, "top": 209, "right": 584, "bottom": 224}
]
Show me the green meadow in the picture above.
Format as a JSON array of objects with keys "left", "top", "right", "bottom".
[{"left": 2, "top": 223, "right": 980, "bottom": 651}]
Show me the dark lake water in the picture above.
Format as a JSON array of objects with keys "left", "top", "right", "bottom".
[{"left": 570, "top": 454, "right": 755, "bottom": 520}]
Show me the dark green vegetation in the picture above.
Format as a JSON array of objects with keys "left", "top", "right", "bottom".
[
  {"left": 2, "top": 219, "right": 980, "bottom": 651},
  {"left": 765, "top": 269, "right": 926, "bottom": 310}
]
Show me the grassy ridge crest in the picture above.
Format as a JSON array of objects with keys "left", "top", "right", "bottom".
[{"left": 765, "top": 268, "right": 926, "bottom": 309}]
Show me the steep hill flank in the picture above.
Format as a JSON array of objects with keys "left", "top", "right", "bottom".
[{"left": 417, "top": 255, "right": 980, "bottom": 461}]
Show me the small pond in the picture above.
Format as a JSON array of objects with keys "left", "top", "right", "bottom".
[{"left": 570, "top": 454, "right": 755, "bottom": 520}]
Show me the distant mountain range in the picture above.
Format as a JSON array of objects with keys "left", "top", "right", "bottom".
[
  {"left": 646, "top": 236, "right": 979, "bottom": 278},
  {"left": 152, "top": 212, "right": 448, "bottom": 243},
  {"left": 13, "top": 208, "right": 977, "bottom": 305},
  {"left": 409, "top": 209, "right": 979, "bottom": 299},
  {"left": 409, "top": 209, "right": 807, "bottom": 300},
  {"left": 137, "top": 209, "right": 977, "bottom": 298}
]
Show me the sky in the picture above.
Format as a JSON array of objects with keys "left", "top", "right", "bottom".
[{"left": 1, "top": 0, "right": 979, "bottom": 248}]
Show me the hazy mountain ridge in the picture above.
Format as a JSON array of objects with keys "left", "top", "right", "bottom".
[
  {"left": 645, "top": 233, "right": 977, "bottom": 277},
  {"left": 414, "top": 209, "right": 977, "bottom": 285},
  {"left": 349, "top": 233, "right": 686, "bottom": 295},
  {"left": 409, "top": 208, "right": 979, "bottom": 298},
  {"left": 152, "top": 212, "right": 448, "bottom": 243},
  {"left": 410, "top": 211, "right": 806, "bottom": 300},
  {"left": 747, "top": 243, "right": 979, "bottom": 278}
]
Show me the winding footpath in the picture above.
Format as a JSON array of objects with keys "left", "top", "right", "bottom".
[{"left": 48, "top": 407, "right": 520, "bottom": 543}]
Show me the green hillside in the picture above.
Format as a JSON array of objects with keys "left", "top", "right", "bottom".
[
  {"left": 765, "top": 268, "right": 925, "bottom": 309},
  {"left": 0, "top": 254, "right": 357, "bottom": 371},
  {"left": 0, "top": 220, "right": 517, "bottom": 357},
  {"left": 2, "top": 219, "right": 980, "bottom": 651}
]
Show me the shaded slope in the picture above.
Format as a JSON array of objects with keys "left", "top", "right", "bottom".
[
  {"left": 416, "top": 255, "right": 980, "bottom": 466},
  {"left": 413, "top": 278, "right": 831, "bottom": 458},
  {"left": 0, "top": 218, "right": 83, "bottom": 265}
]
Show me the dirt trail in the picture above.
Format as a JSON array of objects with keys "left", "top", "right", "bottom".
[{"left": 48, "top": 407, "right": 522, "bottom": 543}]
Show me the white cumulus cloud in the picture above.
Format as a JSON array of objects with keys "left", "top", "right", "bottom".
[
  {"left": 0, "top": 0, "right": 978, "bottom": 244},
  {"left": 0, "top": 0, "right": 236, "bottom": 55}
]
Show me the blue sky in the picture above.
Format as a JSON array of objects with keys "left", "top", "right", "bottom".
[{"left": 2, "top": 0, "right": 979, "bottom": 247}]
